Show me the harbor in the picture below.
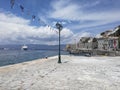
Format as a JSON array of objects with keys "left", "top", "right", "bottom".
[
  {"left": 68, "top": 48, "right": 120, "bottom": 56},
  {"left": 0, "top": 0, "right": 120, "bottom": 90},
  {"left": 66, "top": 25, "right": 120, "bottom": 56}
]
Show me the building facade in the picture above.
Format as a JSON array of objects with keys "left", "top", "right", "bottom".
[{"left": 97, "top": 37, "right": 119, "bottom": 50}]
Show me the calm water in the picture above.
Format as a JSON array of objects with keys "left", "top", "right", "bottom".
[{"left": 0, "top": 50, "right": 68, "bottom": 67}]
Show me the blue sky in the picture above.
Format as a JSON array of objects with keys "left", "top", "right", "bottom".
[{"left": 0, "top": 0, "right": 120, "bottom": 45}]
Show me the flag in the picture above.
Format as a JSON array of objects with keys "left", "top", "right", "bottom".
[
  {"left": 38, "top": 18, "right": 40, "bottom": 21},
  {"left": 10, "top": 0, "right": 15, "bottom": 9},
  {"left": 55, "top": 30, "right": 59, "bottom": 34},
  {"left": 20, "top": 5, "right": 24, "bottom": 12},
  {"left": 32, "top": 15, "right": 36, "bottom": 21},
  {"left": 113, "top": 39, "right": 117, "bottom": 48}
]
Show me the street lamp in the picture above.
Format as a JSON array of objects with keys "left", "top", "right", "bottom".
[{"left": 56, "top": 22, "right": 63, "bottom": 63}]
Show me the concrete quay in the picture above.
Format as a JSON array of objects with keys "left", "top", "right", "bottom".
[{"left": 0, "top": 55, "right": 120, "bottom": 90}]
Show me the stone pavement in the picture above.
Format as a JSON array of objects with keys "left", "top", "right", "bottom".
[{"left": 0, "top": 55, "right": 120, "bottom": 90}]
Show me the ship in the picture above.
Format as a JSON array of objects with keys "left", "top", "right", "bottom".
[{"left": 21, "top": 45, "right": 28, "bottom": 50}]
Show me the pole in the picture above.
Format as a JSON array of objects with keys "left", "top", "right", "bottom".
[
  {"left": 56, "top": 22, "right": 63, "bottom": 63},
  {"left": 58, "top": 29, "right": 61, "bottom": 63},
  {"left": 75, "top": 39, "right": 77, "bottom": 49}
]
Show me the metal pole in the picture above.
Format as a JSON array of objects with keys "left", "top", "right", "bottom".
[
  {"left": 75, "top": 39, "right": 77, "bottom": 49},
  {"left": 56, "top": 22, "right": 63, "bottom": 63},
  {"left": 58, "top": 29, "right": 61, "bottom": 63}
]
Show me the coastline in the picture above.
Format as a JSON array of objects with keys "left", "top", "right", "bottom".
[
  {"left": 0, "top": 55, "right": 120, "bottom": 90},
  {"left": 0, "top": 50, "right": 68, "bottom": 67},
  {"left": 0, "top": 55, "right": 58, "bottom": 71}
]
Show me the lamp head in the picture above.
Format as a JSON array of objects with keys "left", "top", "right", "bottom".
[{"left": 56, "top": 22, "right": 63, "bottom": 31}]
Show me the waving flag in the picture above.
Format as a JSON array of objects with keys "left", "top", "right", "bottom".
[
  {"left": 32, "top": 15, "right": 36, "bottom": 21},
  {"left": 10, "top": 0, "right": 15, "bottom": 9},
  {"left": 20, "top": 5, "right": 24, "bottom": 12}
]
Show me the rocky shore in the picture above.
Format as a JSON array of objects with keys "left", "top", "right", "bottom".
[{"left": 0, "top": 55, "right": 120, "bottom": 90}]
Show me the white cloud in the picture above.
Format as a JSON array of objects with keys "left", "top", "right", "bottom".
[
  {"left": 66, "top": 31, "right": 92, "bottom": 44},
  {"left": 0, "top": 11, "right": 73, "bottom": 45},
  {"left": 49, "top": 0, "right": 81, "bottom": 20},
  {"left": 61, "top": 28, "right": 73, "bottom": 38},
  {"left": 0, "top": 12, "right": 30, "bottom": 25},
  {"left": 81, "top": 11, "right": 120, "bottom": 21},
  {"left": 49, "top": 0, "right": 120, "bottom": 29}
]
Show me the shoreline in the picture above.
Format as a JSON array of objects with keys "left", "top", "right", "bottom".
[
  {"left": 0, "top": 50, "right": 68, "bottom": 67},
  {"left": 0, "top": 55, "right": 58, "bottom": 70},
  {"left": 0, "top": 55, "right": 120, "bottom": 70}
]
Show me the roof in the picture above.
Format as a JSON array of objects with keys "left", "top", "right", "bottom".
[{"left": 97, "top": 37, "right": 119, "bottom": 40}]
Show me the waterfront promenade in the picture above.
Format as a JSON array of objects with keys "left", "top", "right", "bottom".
[{"left": 0, "top": 55, "right": 120, "bottom": 90}]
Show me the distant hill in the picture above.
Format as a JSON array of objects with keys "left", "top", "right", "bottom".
[{"left": 0, "top": 44, "right": 66, "bottom": 50}]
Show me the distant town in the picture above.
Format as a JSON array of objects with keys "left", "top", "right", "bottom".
[{"left": 66, "top": 25, "right": 120, "bottom": 56}]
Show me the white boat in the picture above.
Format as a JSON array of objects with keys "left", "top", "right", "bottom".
[{"left": 21, "top": 45, "right": 28, "bottom": 50}]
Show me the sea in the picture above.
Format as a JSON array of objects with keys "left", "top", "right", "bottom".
[{"left": 0, "top": 44, "right": 69, "bottom": 67}]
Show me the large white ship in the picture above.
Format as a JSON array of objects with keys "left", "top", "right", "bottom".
[{"left": 21, "top": 45, "right": 28, "bottom": 50}]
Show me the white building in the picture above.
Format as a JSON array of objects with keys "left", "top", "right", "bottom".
[
  {"left": 97, "top": 37, "right": 119, "bottom": 50},
  {"left": 78, "top": 37, "right": 98, "bottom": 50}
]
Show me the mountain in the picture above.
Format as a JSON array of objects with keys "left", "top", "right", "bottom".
[{"left": 0, "top": 44, "right": 66, "bottom": 50}]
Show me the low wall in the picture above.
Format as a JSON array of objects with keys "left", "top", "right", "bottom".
[{"left": 68, "top": 49, "right": 120, "bottom": 56}]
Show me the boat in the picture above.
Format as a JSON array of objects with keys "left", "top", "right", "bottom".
[{"left": 21, "top": 45, "right": 28, "bottom": 50}]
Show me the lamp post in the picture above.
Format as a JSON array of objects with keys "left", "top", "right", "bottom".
[
  {"left": 74, "top": 38, "right": 77, "bottom": 49},
  {"left": 56, "top": 22, "right": 63, "bottom": 63}
]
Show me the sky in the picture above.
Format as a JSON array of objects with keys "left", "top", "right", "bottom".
[{"left": 0, "top": 0, "right": 120, "bottom": 45}]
